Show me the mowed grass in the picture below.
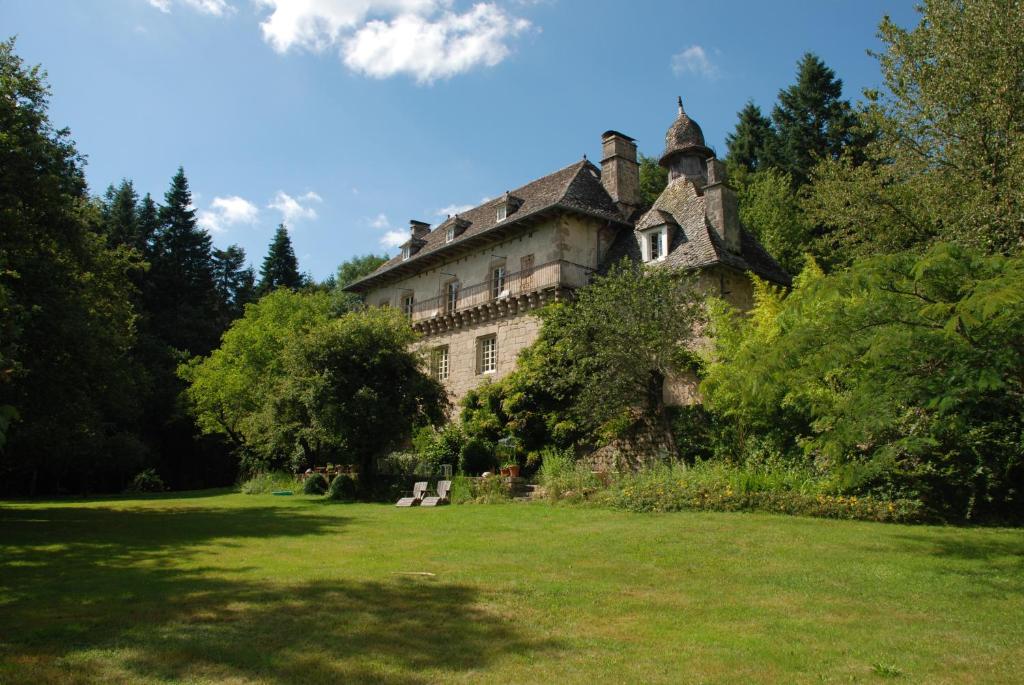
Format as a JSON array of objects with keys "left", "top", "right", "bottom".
[{"left": 1, "top": 493, "right": 1022, "bottom": 684}]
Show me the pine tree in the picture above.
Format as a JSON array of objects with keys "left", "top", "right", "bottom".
[
  {"left": 213, "top": 244, "right": 255, "bottom": 325},
  {"left": 258, "top": 224, "right": 303, "bottom": 293},
  {"left": 772, "top": 53, "right": 862, "bottom": 187},
  {"left": 146, "top": 167, "right": 220, "bottom": 355},
  {"left": 101, "top": 179, "right": 139, "bottom": 249},
  {"left": 137, "top": 192, "right": 160, "bottom": 256},
  {"left": 725, "top": 101, "right": 776, "bottom": 174}
]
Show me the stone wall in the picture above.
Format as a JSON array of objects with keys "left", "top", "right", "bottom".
[{"left": 415, "top": 310, "right": 543, "bottom": 407}]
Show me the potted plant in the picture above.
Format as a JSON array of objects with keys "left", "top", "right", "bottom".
[{"left": 502, "top": 461, "right": 520, "bottom": 478}]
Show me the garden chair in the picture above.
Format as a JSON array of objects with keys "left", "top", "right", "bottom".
[
  {"left": 421, "top": 480, "right": 452, "bottom": 507},
  {"left": 395, "top": 481, "right": 428, "bottom": 507}
]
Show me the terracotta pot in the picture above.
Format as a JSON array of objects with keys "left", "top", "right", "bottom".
[
  {"left": 500, "top": 467, "right": 511, "bottom": 477},
  {"left": 507, "top": 465, "right": 521, "bottom": 478}
]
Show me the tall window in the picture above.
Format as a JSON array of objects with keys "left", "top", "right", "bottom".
[
  {"left": 496, "top": 205, "right": 507, "bottom": 222},
  {"left": 445, "top": 280, "right": 459, "bottom": 314},
  {"left": 491, "top": 264, "right": 506, "bottom": 299},
  {"left": 478, "top": 335, "right": 497, "bottom": 374},
  {"left": 432, "top": 346, "right": 449, "bottom": 381},
  {"left": 445, "top": 226, "right": 455, "bottom": 243},
  {"left": 401, "top": 293, "right": 414, "bottom": 319},
  {"left": 401, "top": 245, "right": 410, "bottom": 261}
]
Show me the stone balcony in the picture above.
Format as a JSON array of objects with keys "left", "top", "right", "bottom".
[{"left": 409, "top": 259, "right": 593, "bottom": 336}]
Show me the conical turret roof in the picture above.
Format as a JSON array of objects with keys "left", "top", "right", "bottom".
[{"left": 659, "top": 97, "right": 713, "bottom": 167}]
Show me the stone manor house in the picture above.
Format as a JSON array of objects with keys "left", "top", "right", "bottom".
[{"left": 345, "top": 99, "right": 790, "bottom": 405}]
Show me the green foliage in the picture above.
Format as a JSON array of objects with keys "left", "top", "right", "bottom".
[
  {"left": 702, "top": 244, "right": 1024, "bottom": 519},
  {"left": 637, "top": 153, "right": 667, "bottom": 210},
  {"left": 239, "top": 471, "right": 301, "bottom": 494},
  {"left": 467, "top": 475, "right": 512, "bottom": 504},
  {"left": 180, "top": 289, "right": 334, "bottom": 467},
  {"left": 601, "top": 462, "right": 924, "bottom": 522},
  {"left": 124, "top": 469, "right": 166, "bottom": 494},
  {"left": 735, "top": 168, "right": 813, "bottom": 276},
  {"left": 0, "top": 38, "right": 143, "bottom": 494},
  {"left": 333, "top": 253, "right": 389, "bottom": 312},
  {"left": 459, "top": 437, "right": 496, "bottom": 475},
  {"left": 725, "top": 101, "right": 776, "bottom": 174},
  {"left": 411, "top": 424, "right": 463, "bottom": 474},
  {"left": 538, "top": 447, "right": 602, "bottom": 503},
  {"left": 771, "top": 53, "right": 865, "bottom": 188},
  {"left": 448, "top": 474, "right": 474, "bottom": 504},
  {"left": 805, "top": 0, "right": 1024, "bottom": 263},
  {"left": 258, "top": 224, "right": 304, "bottom": 294},
  {"left": 213, "top": 245, "right": 255, "bottom": 327},
  {"left": 326, "top": 473, "right": 358, "bottom": 501},
  {"left": 183, "top": 298, "right": 446, "bottom": 482},
  {"left": 302, "top": 473, "right": 329, "bottom": 495}
]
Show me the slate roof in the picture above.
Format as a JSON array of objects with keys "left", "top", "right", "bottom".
[
  {"left": 345, "top": 159, "right": 628, "bottom": 292},
  {"left": 660, "top": 98, "right": 714, "bottom": 167},
  {"left": 602, "top": 177, "right": 792, "bottom": 286}
]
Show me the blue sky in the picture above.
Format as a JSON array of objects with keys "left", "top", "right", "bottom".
[{"left": 3, "top": 0, "right": 918, "bottom": 280}]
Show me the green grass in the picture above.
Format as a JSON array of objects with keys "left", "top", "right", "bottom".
[{"left": 1, "top": 493, "right": 1022, "bottom": 683}]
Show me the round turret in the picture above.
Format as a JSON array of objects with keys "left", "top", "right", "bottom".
[{"left": 659, "top": 97, "right": 713, "bottom": 184}]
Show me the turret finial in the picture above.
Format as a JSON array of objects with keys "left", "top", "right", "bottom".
[{"left": 677, "top": 96, "right": 684, "bottom": 114}]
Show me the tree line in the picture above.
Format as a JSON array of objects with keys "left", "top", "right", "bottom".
[{"left": 0, "top": 36, "right": 385, "bottom": 494}]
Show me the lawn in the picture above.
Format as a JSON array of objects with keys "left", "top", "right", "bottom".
[{"left": 1, "top": 493, "right": 1021, "bottom": 684}]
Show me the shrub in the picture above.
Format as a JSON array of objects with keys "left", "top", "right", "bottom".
[
  {"left": 412, "top": 424, "right": 464, "bottom": 474},
  {"left": 302, "top": 472, "right": 329, "bottom": 495},
  {"left": 124, "top": 468, "right": 165, "bottom": 494},
  {"left": 459, "top": 437, "right": 496, "bottom": 475},
  {"left": 240, "top": 471, "right": 301, "bottom": 494},
  {"left": 472, "top": 474, "right": 512, "bottom": 503},
  {"left": 327, "top": 473, "right": 358, "bottom": 501},
  {"left": 538, "top": 447, "right": 602, "bottom": 502},
  {"left": 449, "top": 475, "right": 474, "bottom": 504},
  {"left": 597, "top": 461, "right": 926, "bottom": 523}
]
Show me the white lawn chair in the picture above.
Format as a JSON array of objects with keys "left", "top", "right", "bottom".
[
  {"left": 421, "top": 480, "right": 452, "bottom": 507},
  {"left": 396, "top": 481, "right": 428, "bottom": 507}
]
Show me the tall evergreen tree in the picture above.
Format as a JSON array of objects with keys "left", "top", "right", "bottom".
[
  {"left": 0, "top": 38, "right": 141, "bottom": 494},
  {"left": 725, "top": 101, "right": 776, "bottom": 174},
  {"left": 213, "top": 244, "right": 255, "bottom": 326},
  {"left": 772, "top": 53, "right": 863, "bottom": 187},
  {"left": 637, "top": 154, "right": 668, "bottom": 210},
  {"left": 147, "top": 167, "right": 220, "bottom": 356},
  {"left": 258, "top": 224, "right": 303, "bottom": 293},
  {"left": 137, "top": 192, "right": 160, "bottom": 256},
  {"left": 101, "top": 179, "right": 139, "bottom": 249}
]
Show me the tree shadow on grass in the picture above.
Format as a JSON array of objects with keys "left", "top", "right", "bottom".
[
  {"left": 0, "top": 505, "right": 560, "bottom": 683},
  {"left": 892, "top": 531, "right": 1024, "bottom": 598}
]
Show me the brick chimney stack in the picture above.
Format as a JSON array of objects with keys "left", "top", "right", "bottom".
[
  {"left": 600, "top": 130, "right": 641, "bottom": 219},
  {"left": 704, "top": 159, "right": 741, "bottom": 254}
]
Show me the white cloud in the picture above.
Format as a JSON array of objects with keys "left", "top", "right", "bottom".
[
  {"left": 147, "top": 0, "right": 235, "bottom": 15},
  {"left": 671, "top": 45, "right": 719, "bottom": 80},
  {"left": 197, "top": 195, "right": 259, "bottom": 233},
  {"left": 255, "top": 0, "right": 530, "bottom": 83},
  {"left": 268, "top": 190, "right": 322, "bottom": 224},
  {"left": 380, "top": 229, "right": 408, "bottom": 248},
  {"left": 343, "top": 4, "right": 531, "bottom": 83},
  {"left": 370, "top": 212, "right": 391, "bottom": 229},
  {"left": 436, "top": 202, "right": 474, "bottom": 217}
]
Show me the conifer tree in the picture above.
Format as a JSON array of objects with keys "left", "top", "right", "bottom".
[
  {"left": 101, "top": 179, "right": 139, "bottom": 249},
  {"left": 146, "top": 167, "right": 220, "bottom": 355},
  {"left": 137, "top": 192, "right": 160, "bottom": 256},
  {"left": 258, "top": 224, "right": 303, "bottom": 293},
  {"left": 771, "top": 53, "right": 862, "bottom": 187},
  {"left": 213, "top": 244, "right": 255, "bottom": 325},
  {"left": 725, "top": 101, "right": 776, "bottom": 174}
]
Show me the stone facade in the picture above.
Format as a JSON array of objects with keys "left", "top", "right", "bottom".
[{"left": 344, "top": 99, "right": 791, "bottom": 417}]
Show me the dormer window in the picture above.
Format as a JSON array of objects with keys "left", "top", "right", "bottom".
[
  {"left": 445, "top": 226, "right": 455, "bottom": 243},
  {"left": 495, "top": 192, "right": 521, "bottom": 223},
  {"left": 643, "top": 226, "right": 668, "bottom": 262},
  {"left": 401, "top": 245, "right": 410, "bottom": 261}
]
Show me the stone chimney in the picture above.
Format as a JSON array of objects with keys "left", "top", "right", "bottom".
[
  {"left": 600, "top": 130, "right": 640, "bottom": 219},
  {"left": 704, "top": 158, "right": 741, "bottom": 254},
  {"left": 409, "top": 220, "right": 430, "bottom": 240}
]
